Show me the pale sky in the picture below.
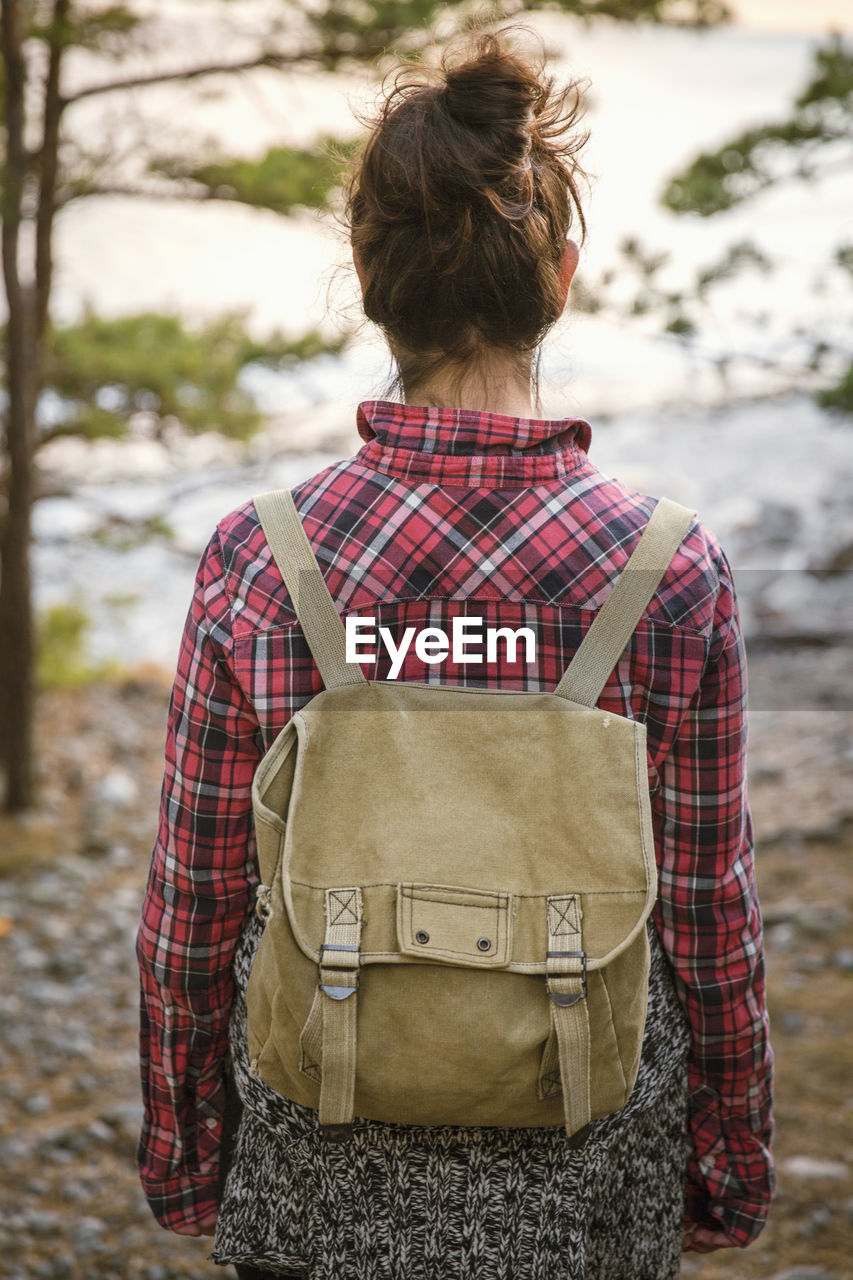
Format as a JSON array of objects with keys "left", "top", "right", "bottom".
[{"left": 730, "top": 0, "right": 852, "bottom": 32}]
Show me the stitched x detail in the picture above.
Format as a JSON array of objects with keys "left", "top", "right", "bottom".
[
  {"left": 301, "top": 1053, "right": 321, "bottom": 1083},
  {"left": 329, "top": 890, "right": 359, "bottom": 926},
  {"left": 548, "top": 897, "right": 579, "bottom": 938},
  {"left": 541, "top": 1070, "right": 562, "bottom": 1099}
]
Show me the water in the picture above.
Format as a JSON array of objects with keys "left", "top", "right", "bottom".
[{"left": 33, "top": 392, "right": 853, "bottom": 668}]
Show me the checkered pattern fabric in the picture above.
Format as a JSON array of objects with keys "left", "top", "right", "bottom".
[{"left": 136, "top": 399, "right": 774, "bottom": 1247}]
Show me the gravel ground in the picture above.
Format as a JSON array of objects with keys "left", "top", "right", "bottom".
[{"left": 0, "top": 650, "right": 851, "bottom": 1280}]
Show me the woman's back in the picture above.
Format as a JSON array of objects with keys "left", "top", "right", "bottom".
[
  {"left": 209, "top": 400, "right": 720, "bottom": 757},
  {"left": 136, "top": 31, "right": 774, "bottom": 1279}
]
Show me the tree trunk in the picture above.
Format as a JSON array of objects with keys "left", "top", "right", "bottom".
[
  {"left": 0, "top": 0, "right": 37, "bottom": 811},
  {"left": 0, "top": 323, "right": 36, "bottom": 811}
]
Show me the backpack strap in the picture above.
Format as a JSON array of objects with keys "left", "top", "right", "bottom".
[
  {"left": 545, "top": 894, "right": 592, "bottom": 1138},
  {"left": 253, "top": 489, "right": 367, "bottom": 690},
  {"left": 553, "top": 496, "right": 696, "bottom": 708},
  {"left": 317, "top": 887, "right": 363, "bottom": 1133}
]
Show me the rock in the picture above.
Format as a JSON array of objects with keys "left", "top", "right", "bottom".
[
  {"left": 768, "top": 1270, "right": 840, "bottom": 1280},
  {"left": 99, "top": 1101, "right": 144, "bottom": 1132},
  {"left": 801, "top": 1204, "right": 833, "bottom": 1237},
  {"left": 69, "top": 1215, "right": 107, "bottom": 1248},
  {"left": 767, "top": 921, "right": 795, "bottom": 951},
  {"left": 782, "top": 1155, "right": 848, "bottom": 1180},
  {"left": 763, "top": 902, "right": 849, "bottom": 939},
  {"left": 36, "top": 1260, "right": 72, "bottom": 1279},
  {"left": 14, "top": 944, "right": 49, "bottom": 971},
  {"left": 109, "top": 842, "right": 134, "bottom": 867},
  {"left": 95, "top": 768, "right": 139, "bottom": 810},
  {"left": 39, "top": 1124, "right": 88, "bottom": 1155},
  {"left": 808, "top": 535, "right": 853, "bottom": 578},
  {"left": 0, "top": 1137, "right": 36, "bottom": 1163},
  {"left": 64, "top": 764, "right": 86, "bottom": 792},
  {"left": 794, "top": 953, "right": 829, "bottom": 973},
  {"left": 21, "top": 1094, "right": 51, "bottom": 1117},
  {"left": 45, "top": 952, "right": 85, "bottom": 980},
  {"left": 755, "top": 500, "right": 802, "bottom": 548},
  {"left": 61, "top": 1181, "right": 92, "bottom": 1204},
  {"left": 38, "top": 1054, "right": 68, "bottom": 1079},
  {"left": 86, "top": 1119, "right": 114, "bottom": 1144},
  {"left": 27, "top": 980, "right": 82, "bottom": 1008},
  {"left": 77, "top": 820, "right": 112, "bottom": 860},
  {"left": 747, "top": 567, "right": 853, "bottom": 647},
  {"left": 25, "top": 1209, "right": 61, "bottom": 1238},
  {"left": 72, "top": 1072, "right": 99, "bottom": 1098}
]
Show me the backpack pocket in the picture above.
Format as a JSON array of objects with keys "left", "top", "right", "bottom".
[{"left": 397, "top": 883, "right": 512, "bottom": 967}]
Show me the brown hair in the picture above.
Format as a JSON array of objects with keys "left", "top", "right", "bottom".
[{"left": 345, "top": 30, "right": 588, "bottom": 395}]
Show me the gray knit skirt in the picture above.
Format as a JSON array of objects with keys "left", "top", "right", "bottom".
[{"left": 211, "top": 914, "right": 692, "bottom": 1280}]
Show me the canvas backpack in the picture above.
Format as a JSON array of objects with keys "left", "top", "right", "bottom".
[{"left": 245, "top": 488, "right": 695, "bottom": 1141}]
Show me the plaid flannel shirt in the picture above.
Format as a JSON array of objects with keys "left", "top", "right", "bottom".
[{"left": 137, "top": 400, "right": 774, "bottom": 1246}]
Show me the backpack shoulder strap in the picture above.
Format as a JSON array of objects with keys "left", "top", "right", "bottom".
[
  {"left": 253, "top": 489, "right": 367, "bottom": 690},
  {"left": 554, "top": 496, "right": 696, "bottom": 707}
]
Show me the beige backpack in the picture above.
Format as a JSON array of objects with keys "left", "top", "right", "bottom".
[{"left": 246, "top": 489, "right": 695, "bottom": 1141}]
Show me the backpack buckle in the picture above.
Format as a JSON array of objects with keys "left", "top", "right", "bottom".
[
  {"left": 318, "top": 942, "right": 360, "bottom": 1000},
  {"left": 545, "top": 950, "right": 587, "bottom": 1007}
]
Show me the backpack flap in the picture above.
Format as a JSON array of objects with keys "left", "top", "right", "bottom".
[{"left": 267, "top": 680, "right": 657, "bottom": 976}]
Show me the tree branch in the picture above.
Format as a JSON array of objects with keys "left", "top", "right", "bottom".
[
  {"left": 35, "top": 0, "right": 69, "bottom": 343},
  {"left": 58, "top": 49, "right": 322, "bottom": 108}
]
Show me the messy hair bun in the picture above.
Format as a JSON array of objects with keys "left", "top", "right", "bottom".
[{"left": 346, "top": 30, "right": 588, "bottom": 380}]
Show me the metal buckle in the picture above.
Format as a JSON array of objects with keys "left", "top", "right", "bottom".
[
  {"left": 318, "top": 943, "right": 360, "bottom": 1000},
  {"left": 545, "top": 949, "right": 587, "bottom": 1007}
]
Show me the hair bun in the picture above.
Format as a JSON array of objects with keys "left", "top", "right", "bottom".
[
  {"left": 443, "top": 39, "right": 539, "bottom": 137},
  {"left": 345, "top": 26, "right": 588, "bottom": 372}
]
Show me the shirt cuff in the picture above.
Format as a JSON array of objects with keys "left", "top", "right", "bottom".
[
  {"left": 138, "top": 1061, "right": 226, "bottom": 1232},
  {"left": 140, "top": 1170, "right": 220, "bottom": 1232},
  {"left": 684, "top": 1083, "right": 775, "bottom": 1247}
]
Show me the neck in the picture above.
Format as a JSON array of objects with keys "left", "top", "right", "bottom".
[{"left": 401, "top": 351, "right": 535, "bottom": 418}]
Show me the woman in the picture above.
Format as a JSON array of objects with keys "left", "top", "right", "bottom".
[{"left": 136, "top": 30, "right": 774, "bottom": 1279}]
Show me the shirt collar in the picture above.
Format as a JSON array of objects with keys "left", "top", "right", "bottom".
[
  {"left": 355, "top": 400, "right": 592, "bottom": 489},
  {"left": 357, "top": 400, "right": 591, "bottom": 456}
]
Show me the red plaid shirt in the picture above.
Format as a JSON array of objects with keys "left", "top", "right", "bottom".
[{"left": 137, "top": 400, "right": 774, "bottom": 1246}]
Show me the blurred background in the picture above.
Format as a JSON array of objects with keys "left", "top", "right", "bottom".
[{"left": 0, "top": 1, "right": 851, "bottom": 1276}]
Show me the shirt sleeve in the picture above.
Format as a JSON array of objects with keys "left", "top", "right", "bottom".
[
  {"left": 651, "top": 546, "right": 775, "bottom": 1249},
  {"left": 136, "top": 526, "right": 264, "bottom": 1231}
]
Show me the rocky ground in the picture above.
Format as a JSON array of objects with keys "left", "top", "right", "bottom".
[{"left": 0, "top": 647, "right": 851, "bottom": 1280}]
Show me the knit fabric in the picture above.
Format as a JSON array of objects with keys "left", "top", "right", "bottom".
[{"left": 210, "top": 913, "right": 691, "bottom": 1280}]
